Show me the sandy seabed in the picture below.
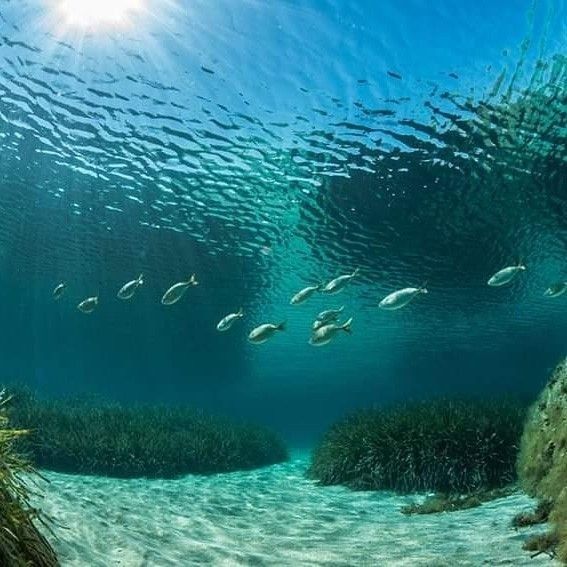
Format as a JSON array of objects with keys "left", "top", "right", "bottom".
[{"left": 34, "top": 454, "right": 555, "bottom": 566}]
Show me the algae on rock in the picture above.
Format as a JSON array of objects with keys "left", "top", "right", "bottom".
[{"left": 517, "top": 358, "right": 567, "bottom": 563}]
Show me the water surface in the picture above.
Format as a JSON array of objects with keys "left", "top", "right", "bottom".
[{"left": 0, "top": 0, "right": 565, "bottom": 442}]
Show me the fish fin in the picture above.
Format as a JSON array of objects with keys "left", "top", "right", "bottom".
[
  {"left": 342, "top": 317, "right": 353, "bottom": 333},
  {"left": 276, "top": 321, "right": 286, "bottom": 332}
]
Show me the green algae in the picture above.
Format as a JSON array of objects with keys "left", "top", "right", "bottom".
[
  {"left": 517, "top": 358, "right": 567, "bottom": 564},
  {"left": 402, "top": 486, "right": 518, "bottom": 515}
]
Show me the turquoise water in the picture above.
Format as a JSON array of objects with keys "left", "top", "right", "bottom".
[
  {"left": 0, "top": 0, "right": 564, "bottom": 443},
  {"left": 0, "top": 0, "right": 566, "bottom": 563}
]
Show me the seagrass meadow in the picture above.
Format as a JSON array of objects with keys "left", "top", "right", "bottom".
[
  {"left": 7, "top": 389, "right": 288, "bottom": 478},
  {"left": 0, "top": 0, "right": 565, "bottom": 564},
  {"left": 308, "top": 399, "right": 528, "bottom": 493}
]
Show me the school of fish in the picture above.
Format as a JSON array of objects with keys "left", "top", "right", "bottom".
[{"left": 52, "top": 261, "right": 564, "bottom": 347}]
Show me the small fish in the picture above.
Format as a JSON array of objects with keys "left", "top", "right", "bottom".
[
  {"left": 309, "top": 318, "right": 353, "bottom": 347},
  {"left": 316, "top": 306, "right": 344, "bottom": 324},
  {"left": 487, "top": 264, "right": 526, "bottom": 287},
  {"left": 544, "top": 282, "right": 567, "bottom": 298},
  {"left": 312, "top": 319, "right": 327, "bottom": 331},
  {"left": 387, "top": 70, "right": 402, "bottom": 80},
  {"left": 379, "top": 285, "right": 428, "bottom": 311},
  {"left": 117, "top": 274, "right": 144, "bottom": 300},
  {"left": 321, "top": 269, "right": 359, "bottom": 295},
  {"left": 52, "top": 282, "right": 66, "bottom": 300},
  {"left": 77, "top": 296, "right": 98, "bottom": 314},
  {"left": 161, "top": 275, "right": 198, "bottom": 306},
  {"left": 217, "top": 308, "right": 244, "bottom": 332},
  {"left": 290, "top": 285, "right": 321, "bottom": 305},
  {"left": 248, "top": 322, "right": 286, "bottom": 344}
]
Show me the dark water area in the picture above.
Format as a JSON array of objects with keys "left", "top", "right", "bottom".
[{"left": 0, "top": 0, "right": 565, "bottom": 447}]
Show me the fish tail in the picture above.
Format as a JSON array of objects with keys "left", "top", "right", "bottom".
[
  {"left": 352, "top": 268, "right": 360, "bottom": 277},
  {"left": 338, "top": 305, "right": 345, "bottom": 312},
  {"left": 342, "top": 317, "right": 353, "bottom": 333},
  {"left": 238, "top": 307, "right": 244, "bottom": 317},
  {"left": 138, "top": 273, "right": 144, "bottom": 285},
  {"left": 276, "top": 321, "right": 286, "bottom": 332},
  {"left": 420, "top": 280, "right": 429, "bottom": 293},
  {"left": 189, "top": 274, "right": 199, "bottom": 285}
]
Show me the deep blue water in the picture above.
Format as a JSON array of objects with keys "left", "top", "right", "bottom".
[{"left": 0, "top": 0, "right": 565, "bottom": 445}]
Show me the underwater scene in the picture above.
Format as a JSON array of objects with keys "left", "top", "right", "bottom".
[{"left": 0, "top": 0, "right": 566, "bottom": 565}]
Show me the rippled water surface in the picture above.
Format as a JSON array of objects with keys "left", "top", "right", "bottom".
[{"left": 0, "top": 0, "right": 565, "bottom": 437}]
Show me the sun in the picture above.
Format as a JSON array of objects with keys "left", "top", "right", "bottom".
[{"left": 58, "top": 0, "right": 143, "bottom": 27}]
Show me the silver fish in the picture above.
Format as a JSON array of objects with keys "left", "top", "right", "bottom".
[
  {"left": 309, "top": 317, "right": 353, "bottom": 347},
  {"left": 290, "top": 285, "right": 321, "bottom": 305},
  {"left": 161, "top": 275, "right": 198, "bottom": 306},
  {"left": 544, "top": 282, "right": 567, "bottom": 298},
  {"left": 487, "top": 264, "right": 526, "bottom": 287},
  {"left": 379, "top": 286, "right": 428, "bottom": 310},
  {"left": 217, "top": 308, "right": 244, "bottom": 332},
  {"left": 316, "top": 306, "right": 344, "bottom": 324},
  {"left": 312, "top": 319, "right": 327, "bottom": 331},
  {"left": 77, "top": 296, "right": 98, "bottom": 314},
  {"left": 248, "top": 322, "right": 286, "bottom": 344},
  {"left": 52, "top": 282, "right": 66, "bottom": 300},
  {"left": 321, "top": 269, "right": 359, "bottom": 295},
  {"left": 117, "top": 273, "right": 144, "bottom": 300}
]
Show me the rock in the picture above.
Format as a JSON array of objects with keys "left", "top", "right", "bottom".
[{"left": 517, "top": 358, "right": 567, "bottom": 564}]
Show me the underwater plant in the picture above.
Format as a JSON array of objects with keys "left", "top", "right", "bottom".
[
  {"left": 7, "top": 389, "right": 288, "bottom": 479},
  {"left": 402, "top": 486, "right": 516, "bottom": 515},
  {"left": 516, "top": 358, "right": 567, "bottom": 563},
  {"left": 0, "top": 389, "right": 58, "bottom": 566},
  {"left": 511, "top": 499, "right": 552, "bottom": 528},
  {"left": 308, "top": 398, "right": 527, "bottom": 494}
]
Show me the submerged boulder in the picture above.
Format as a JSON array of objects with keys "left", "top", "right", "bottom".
[{"left": 517, "top": 358, "right": 567, "bottom": 563}]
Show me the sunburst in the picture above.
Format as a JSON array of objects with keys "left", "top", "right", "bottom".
[{"left": 57, "top": 0, "right": 143, "bottom": 27}]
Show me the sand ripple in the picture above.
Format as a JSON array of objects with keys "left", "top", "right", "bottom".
[{"left": 34, "top": 454, "right": 555, "bottom": 566}]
